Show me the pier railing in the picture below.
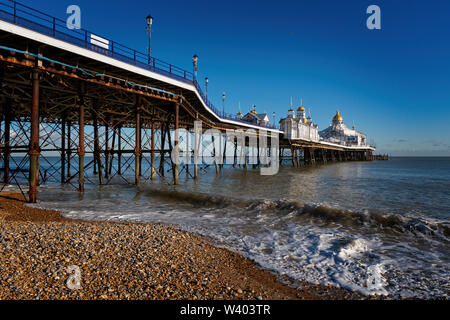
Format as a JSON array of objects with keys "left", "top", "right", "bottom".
[{"left": 0, "top": 0, "right": 278, "bottom": 130}]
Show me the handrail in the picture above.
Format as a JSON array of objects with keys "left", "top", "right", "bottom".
[{"left": 0, "top": 0, "right": 279, "bottom": 130}]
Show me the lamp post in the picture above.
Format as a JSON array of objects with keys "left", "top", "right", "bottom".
[
  {"left": 192, "top": 54, "right": 198, "bottom": 82},
  {"left": 146, "top": 15, "right": 153, "bottom": 65},
  {"left": 205, "top": 77, "right": 209, "bottom": 99},
  {"left": 273, "top": 112, "right": 276, "bottom": 126},
  {"left": 222, "top": 92, "right": 226, "bottom": 117}
]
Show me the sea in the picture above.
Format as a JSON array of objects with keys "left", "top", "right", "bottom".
[{"left": 6, "top": 156, "right": 449, "bottom": 299}]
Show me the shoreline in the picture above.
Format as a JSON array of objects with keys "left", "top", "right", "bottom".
[{"left": 0, "top": 192, "right": 369, "bottom": 300}]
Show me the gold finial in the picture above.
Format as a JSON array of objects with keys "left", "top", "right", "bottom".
[{"left": 333, "top": 109, "right": 343, "bottom": 121}]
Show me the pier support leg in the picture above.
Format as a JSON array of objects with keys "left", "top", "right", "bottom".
[
  {"left": 243, "top": 137, "right": 248, "bottom": 170},
  {"left": 105, "top": 123, "right": 110, "bottom": 180},
  {"left": 108, "top": 129, "right": 114, "bottom": 177},
  {"left": 61, "top": 115, "right": 66, "bottom": 184},
  {"left": 222, "top": 134, "right": 227, "bottom": 170},
  {"left": 279, "top": 148, "right": 283, "bottom": 166},
  {"left": 159, "top": 125, "right": 166, "bottom": 176},
  {"left": 194, "top": 120, "right": 199, "bottom": 180},
  {"left": 173, "top": 102, "right": 179, "bottom": 185},
  {"left": 185, "top": 129, "right": 190, "bottom": 177},
  {"left": 117, "top": 125, "right": 122, "bottom": 175},
  {"left": 291, "top": 148, "right": 296, "bottom": 167},
  {"left": 78, "top": 83, "right": 86, "bottom": 193},
  {"left": 212, "top": 135, "right": 219, "bottom": 176},
  {"left": 67, "top": 121, "right": 72, "bottom": 178},
  {"left": 233, "top": 138, "right": 237, "bottom": 168},
  {"left": 3, "top": 100, "right": 11, "bottom": 184},
  {"left": 135, "top": 98, "right": 141, "bottom": 185},
  {"left": 93, "top": 107, "right": 103, "bottom": 184},
  {"left": 28, "top": 69, "right": 40, "bottom": 203},
  {"left": 151, "top": 122, "right": 155, "bottom": 180}
]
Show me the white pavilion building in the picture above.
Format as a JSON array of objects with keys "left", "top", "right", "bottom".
[
  {"left": 279, "top": 102, "right": 319, "bottom": 142},
  {"left": 319, "top": 110, "right": 367, "bottom": 147}
]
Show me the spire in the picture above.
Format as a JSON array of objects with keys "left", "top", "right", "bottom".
[{"left": 237, "top": 101, "right": 243, "bottom": 117}]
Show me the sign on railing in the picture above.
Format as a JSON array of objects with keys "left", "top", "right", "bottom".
[{"left": 90, "top": 34, "right": 109, "bottom": 50}]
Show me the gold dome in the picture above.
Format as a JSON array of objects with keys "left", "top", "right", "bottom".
[
  {"left": 297, "top": 106, "right": 305, "bottom": 112},
  {"left": 250, "top": 109, "right": 257, "bottom": 114},
  {"left": 333, "top": 110, "right": 343, "bottom": 121}
]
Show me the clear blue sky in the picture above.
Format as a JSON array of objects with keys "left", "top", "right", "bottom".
[{"left": 27, "top": 0, "right": 450, "bottom": 155}]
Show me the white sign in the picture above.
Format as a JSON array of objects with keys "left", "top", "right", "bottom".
[{"left": 90, "top": 34, "right": 109, "bottom": 50}]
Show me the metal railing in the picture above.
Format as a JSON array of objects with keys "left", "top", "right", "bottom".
[{"left": 0, "top": 0, "right": 278, "bottom": 130}]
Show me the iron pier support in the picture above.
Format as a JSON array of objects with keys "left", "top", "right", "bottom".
[
  {"left": 77, "top": 82, "right": 86, "bottom": 193},
  {"left": 135, "top": 97, "right": 141, "bottom": 185},
  {"left": 28, "top": 69, "right": 41, "bottom": 203}
]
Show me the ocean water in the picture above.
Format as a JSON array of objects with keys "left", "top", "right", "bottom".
[{"left": 19, "top": 157, "right": 450, "bottom": 298}]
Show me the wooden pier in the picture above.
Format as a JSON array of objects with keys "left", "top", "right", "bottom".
[{"left": 373, "top": 154, "right": 389, "bottom": 161}]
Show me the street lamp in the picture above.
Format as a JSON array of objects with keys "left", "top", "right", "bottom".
[
  {"left": 146, "top": 15, "right": 153, "bottom": 64},
  {"left": 222, "top": 92, "right": 226, "bottom": 117},
  {"left": 205, "top": 77, "right": 209, "bottom": 99},
  {"left": 272, "top": 112, "right": 276, "bottom": 126},
  {"left": 192, "top": 54, "right": 198, "bottom": 81}
]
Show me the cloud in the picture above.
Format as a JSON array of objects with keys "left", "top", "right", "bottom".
[{"left": 397, "top": 139, "right": 408, "bottom": 143}]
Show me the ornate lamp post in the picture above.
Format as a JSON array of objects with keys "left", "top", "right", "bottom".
[
  {"left": 222, "top": 92, "right": 226, "bottom": 117},
  {"left": 205, "top": 77, "right": 209, "bottom": 99},
  {"left": 146, "top": 15, "right": 153, "bottom": 64},
  {"left": 192, "top": 54, "right": 198, "bottom": 81}
]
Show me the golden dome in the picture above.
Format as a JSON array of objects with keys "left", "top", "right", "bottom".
[
  {"left": 333, "top": 110, "right": 343, "bottom": 121},
  {"left": 297, "top": 106, "right": 305, "bottom": 112}
]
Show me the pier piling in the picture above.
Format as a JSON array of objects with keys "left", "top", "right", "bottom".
[{"left": 28, "top": 68, "right": 40, "bottom": 203}]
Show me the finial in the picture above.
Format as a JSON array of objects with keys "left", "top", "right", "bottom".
[{"left": 300, "top": 98, "right": 303, "bottom": 106}]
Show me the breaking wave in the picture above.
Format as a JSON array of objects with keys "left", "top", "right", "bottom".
[{"left": 144, "top": 187, "right": 450, "bottom": 242}]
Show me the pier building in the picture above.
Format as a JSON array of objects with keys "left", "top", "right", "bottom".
[{"left": 319, "top": 110, "right": 367, "bottom": 147}]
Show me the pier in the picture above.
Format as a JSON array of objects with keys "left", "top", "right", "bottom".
[{"left": 0, "top": 0, "right": 375, "bottom": 202}]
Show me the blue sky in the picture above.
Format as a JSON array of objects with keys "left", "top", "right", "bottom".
[{"left": 26, "top": 0, "right": 450, "bottom": 155}]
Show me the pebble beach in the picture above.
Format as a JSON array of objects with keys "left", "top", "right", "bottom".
[{"left": 0, "top": 192, "right": 367, "bottom": 300}]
